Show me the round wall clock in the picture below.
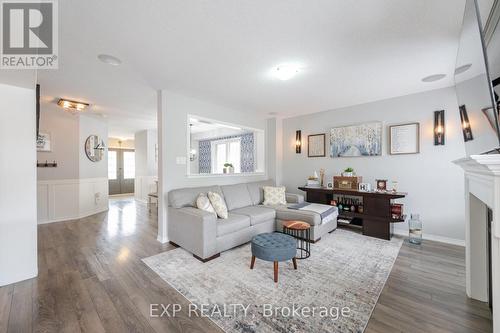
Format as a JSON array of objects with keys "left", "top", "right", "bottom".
[{"left": 85, "top": 135, "right": 104, "bottom": 162}]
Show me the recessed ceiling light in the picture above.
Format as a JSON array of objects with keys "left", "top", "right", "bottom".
[
  {"left": 97, "top": 54, "right": 122, "bottom": 66},
  {"left": 421, "top": 74, "right": 446, "bottom": 82},
  {"left": 455, "top": 64, "right": 472, "bottom": 75},
  {"left": 273, "top": 64, "right": 301, "bottom": 81}
]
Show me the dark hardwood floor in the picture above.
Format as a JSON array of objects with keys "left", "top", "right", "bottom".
[{"left": 0, "top": 197, "right": 492, "bottom": 333}]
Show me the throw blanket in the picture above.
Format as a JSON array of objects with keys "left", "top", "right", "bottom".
[{"left": 288, "top": 202, "right": 338, "bottom": 220}]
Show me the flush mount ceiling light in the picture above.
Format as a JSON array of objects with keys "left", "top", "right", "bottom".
[
  {"left": 421, "top": 74, "right": 446, "bottom": 82},
  {"left": 455, "top": 64, "right": 472, "bottom": 75},
  {"left": 97, "top": 54, "right": 122, "bottom": 66},
  {"left": 57, "top": 98, "right": 90, "bottom": 111},
  {"left": 273, "top": 64, "right": 301, "bottom": 81}
]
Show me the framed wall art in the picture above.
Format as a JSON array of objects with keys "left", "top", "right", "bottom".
[
  {"left": 389, "top": 122, "right": 420, "bottom": 155},
  {"left": 36, "top": 132, "right": 51, "bottom": 152},
  {"left": 330, "top": 122, "right": 382, "bottom": 157},
  {"left": 308, "top": 133, "right": 326, "bottom": 157}
]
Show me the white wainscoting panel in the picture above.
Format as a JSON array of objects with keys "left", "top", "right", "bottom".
[
  {"left": 37, "top": 178, "right": 109, "bottom": 224},
  {"left": 135, "top": 176, "right": 158, "bottom": 203}
]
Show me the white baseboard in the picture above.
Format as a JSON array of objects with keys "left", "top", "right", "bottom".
[
  {"left": 157, "top": 235, "right": 169, "bottom": 244},
  {"left": 392, "top": 228, "right": 465, "bottom": 246},
  {"left": 37, "top": 207, "right": 109, "bottom": 224},
  {"left": 37, "top": 177, "right": 109, "bottom": 224}
]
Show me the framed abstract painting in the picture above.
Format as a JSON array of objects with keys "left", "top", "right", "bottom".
[{"left": 330, "top": 122, "right": 382, "bottom": 157}]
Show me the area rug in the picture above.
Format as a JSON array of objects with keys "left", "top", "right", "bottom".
[{"left": 142, "top": 229, "right": 403, "bottom": 333}]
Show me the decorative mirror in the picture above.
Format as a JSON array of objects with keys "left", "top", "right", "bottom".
[{"left": 85, "top": 135, "right": 105, "bottom": 162}]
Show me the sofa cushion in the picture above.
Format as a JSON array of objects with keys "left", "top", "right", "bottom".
[
  {"left": 263, "top": 186, "right": 287, "bottom": 205},
  {"left": 246, "top": 179, "right": 275, "bottom": 205},
  {"left": 216, "top": 213, "right": 250, "bottom": 237},
  {"left": 270, "top": 204, "right": 323, "bottom": 226},
  {"left": 196, "top": 193, "right": 216, "bottom": 216},
  {"left": 231, "top": 206, "right": 276, "bottom": 226},
  {"left": 169, "top": 186, "right": 223, "bottom": 208},
  {"left": 220, "top": 183, "right": 253, "bottom": 211},
  {"left": 208, "top": 191, "right": 228, "bottom": 219}
]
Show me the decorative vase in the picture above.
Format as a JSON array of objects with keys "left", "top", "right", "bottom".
[
  {"left": 342, "top": 172, "right": 353, "bottom": 177},
  {"left": 223, "top": 167, "right": 234, "bottom": 174},
  {"left": 409, "top": 214, "right": 422, "bottom": 245}
]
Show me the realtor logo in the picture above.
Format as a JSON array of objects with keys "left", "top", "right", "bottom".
[{"left": 1, "top": 0, "right": 58, "bottom": 69}]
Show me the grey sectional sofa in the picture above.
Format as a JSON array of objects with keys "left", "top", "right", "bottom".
[{"left": 168, "top": 180, "right": 338, "bottom": 262}]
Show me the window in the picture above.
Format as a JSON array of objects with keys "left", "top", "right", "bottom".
[
  {"left": 212, "top": 138, "right": 241, "bottom": 174},
  {"left": 108, "top": 150, "right": 117, "bottom": 180},
  {"left": 123, "top": 151, "right": 135, "bottom": 179}
]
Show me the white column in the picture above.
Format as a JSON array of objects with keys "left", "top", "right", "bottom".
[
  {"left": 0, "top": 83, "right": 38, "bottom": 286},
  {"left": 266, "top": 117, "right": 283, "bottom": 185},
  {"left": 275, "top": 117, "right": 283, "bottom": 185},
  {"left": 156, "top": 90, "right": 169, "bottom": 243}
]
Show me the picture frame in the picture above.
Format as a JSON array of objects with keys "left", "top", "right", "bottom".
[
  {"left": 376, "top": 179, "right": 388, "bottom": 191},
  {"left": 389, "top": 122, "right": 420, "bottom": 155},
  {"left": 358, "top": 183, "right": 371, "bottom": 192},
  {"left": 36, "top": 132, "right": 51, "bottom": 152},
  {"left": 330, "top": 122, "right": 382, "bottom": 157},
  {"left": 308, "top": 133, "right": 326, "bottom": 157}
]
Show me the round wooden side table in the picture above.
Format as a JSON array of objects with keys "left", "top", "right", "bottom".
[{"left": 282, "top": 220, "right": 311, "bottom": 259}]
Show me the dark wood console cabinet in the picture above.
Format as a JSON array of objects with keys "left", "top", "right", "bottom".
[{"left": 298, "top": 187, "right": 406, "bottom": 240}]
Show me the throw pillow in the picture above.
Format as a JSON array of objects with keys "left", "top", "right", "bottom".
[
  {"left": 263, "top": 186, "right": 287, "bottom": 205},
  {"left": 196, "top": 193, "right": 216, "bottom": 215},
  {"left": 207, "top": 191, "right": 228, "bottom": 219}
]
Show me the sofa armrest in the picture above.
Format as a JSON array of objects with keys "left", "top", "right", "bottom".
[
  {"left": 168, "top": 207, "right": 218, "bottom": 259},
  {"left": 286, "top": 193, "right": 304, "bottom": 204}
]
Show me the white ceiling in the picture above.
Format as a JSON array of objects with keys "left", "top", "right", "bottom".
[{"left": 14, "top": 0, "right": 492, "bottom": 137}]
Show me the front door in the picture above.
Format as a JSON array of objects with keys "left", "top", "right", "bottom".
[{"left": 108, "top": 149, "right": 135, "bottom": 195}]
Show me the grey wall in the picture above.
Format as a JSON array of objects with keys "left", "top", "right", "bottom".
[
  {"left": 78, "top": 115, "right": 108, "bottom": 179},
  {"left": 37, "top": 104, "right": 79, "bottom": 180},
  {"left": 135, "top": 130, "right": 148, "bottom": 177},
  {"left": 161, "top": 91, "right": 269, "bottom": 190},
  {"left": 456, "top": 74, "right": 499, "bottom": 155},
  {"left": 135, "top": 129, "right": 157, "bottom": 178},
  {"left": 282, "top": 87, "right": 467, "bottom": 241},
  {"left": 37, "top": 104, "right": 108, "bottom": 180}
]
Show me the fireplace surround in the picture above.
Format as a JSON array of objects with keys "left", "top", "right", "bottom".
[{"left": 454, "top": 154, "right": 500, "bottom": 332}]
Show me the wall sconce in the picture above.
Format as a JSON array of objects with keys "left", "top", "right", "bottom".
[
  {"left": 434, "top": 110, "right": 445, "bottom": 145},
  {"left": 459, "top": 105, "right": 473, "bottom": 142},
  {"left": 295, "top": 130, "right": 302, "bottom": 153}
]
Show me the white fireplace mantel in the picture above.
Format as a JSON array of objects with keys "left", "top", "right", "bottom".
[{"left": 454, "top": 154, "right": 500, "bottom": 333}]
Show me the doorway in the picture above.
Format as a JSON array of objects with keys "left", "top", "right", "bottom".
[{"left": 108, "top": 148, "right": 135, "bottom": 195}]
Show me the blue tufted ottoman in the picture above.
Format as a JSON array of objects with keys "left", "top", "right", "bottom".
[{"left": 250, "top": 232, "right": 297, "bottom": 283}]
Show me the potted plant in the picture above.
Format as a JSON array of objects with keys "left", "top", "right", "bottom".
[
  {"left": 223, "top": 163, "right": 234, "bottom": 174},
  {"left": 342, "top": 167, "right": 355, "bottom": 177}
]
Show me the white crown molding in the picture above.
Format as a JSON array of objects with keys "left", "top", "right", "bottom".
[{"left": 453, "top": 154, "right": 500, "bottom": 175}]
